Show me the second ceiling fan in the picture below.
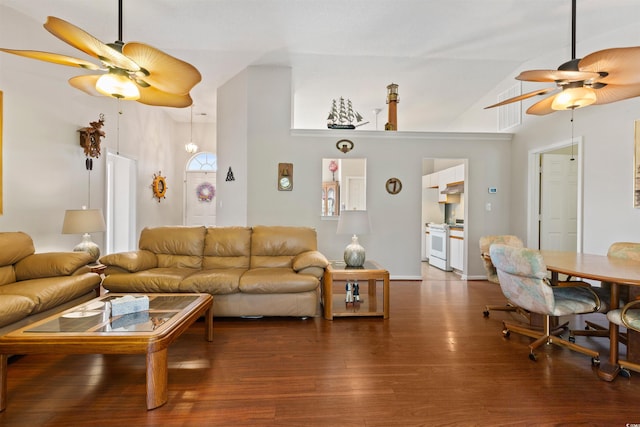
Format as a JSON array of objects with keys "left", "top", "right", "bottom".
[{"left": 486, "top": 0, "right": 640, "bottom": 115}]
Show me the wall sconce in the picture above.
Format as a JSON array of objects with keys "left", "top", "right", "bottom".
[{"left": 336, "top": 139, "right": 354, "bottom": 153}]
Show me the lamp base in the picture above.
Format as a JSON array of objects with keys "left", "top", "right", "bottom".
[
  {"left": 344, "top": 235, "right": 366, "bottom": 267},
  {"left": 73, "top": 233, "right": 100, "bottom": 263}
]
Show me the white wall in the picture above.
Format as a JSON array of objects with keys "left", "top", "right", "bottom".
[{"left": 217, "top": 66, "right": 513, "bottom": 279}]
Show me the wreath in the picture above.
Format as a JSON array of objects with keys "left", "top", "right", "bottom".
[{"left": 196, "top": 182, "right": 215, "bottom": 202}]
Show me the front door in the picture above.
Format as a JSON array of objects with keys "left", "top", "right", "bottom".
[{"left": 540, "top": 153, "right": 577, "bottom": 251}]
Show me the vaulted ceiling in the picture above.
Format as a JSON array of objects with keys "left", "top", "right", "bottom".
[{"left": 2, "top": 0, "right": 640, "bottom": 131}]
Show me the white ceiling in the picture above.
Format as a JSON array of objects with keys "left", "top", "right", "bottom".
[{"left": 2, "top": 0, "right": 640, "bottom": 131}]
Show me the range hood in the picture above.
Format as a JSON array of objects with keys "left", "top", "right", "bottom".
[{"left": 440, "top": 182, "right": 464, "bottom": 195}]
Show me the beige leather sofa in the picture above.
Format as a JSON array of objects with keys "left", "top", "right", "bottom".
[
  {"left": 99, "top": 225, "right": 329, "bottom": 318},
  {"left": 0, "top": 232, "right": 102, "bottom": 335}
]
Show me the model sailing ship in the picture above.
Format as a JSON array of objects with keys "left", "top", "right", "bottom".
[{"left": 327, "top": 97, "right": 368, "bottom": 129}]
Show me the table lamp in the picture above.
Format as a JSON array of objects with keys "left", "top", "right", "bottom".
[
  {"left": 62, "top": 207, "right": 106, "bottom": 263},
  {"left": 337, "top": 210, "right": 371, "bottom": 267}
]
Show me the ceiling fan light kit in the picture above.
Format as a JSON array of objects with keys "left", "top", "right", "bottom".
[
  {"left": 551, "top": 85, "right": 596, "bottom": 110},
  {"left": 96, "top": 70, "right": 140, "bottom": 100}
]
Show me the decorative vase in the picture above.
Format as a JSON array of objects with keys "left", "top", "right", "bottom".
[{"left": 344, "top": 235, "right": 366, "bottom": 267}]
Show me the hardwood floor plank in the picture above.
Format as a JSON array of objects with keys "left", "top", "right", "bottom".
[{"left": 0, "top": 264, "right": 639, "bottom": 426}]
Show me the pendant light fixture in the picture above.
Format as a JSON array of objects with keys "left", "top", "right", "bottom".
[{"left": 185, "top": 105, "right": 198, "bottom": 154}]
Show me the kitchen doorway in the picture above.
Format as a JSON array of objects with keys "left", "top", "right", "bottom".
[{"left": 527, "top": 138, "right": 583, "bottom": 251}]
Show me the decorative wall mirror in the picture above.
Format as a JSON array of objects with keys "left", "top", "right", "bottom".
[{"left": 321, "top": 158, "right": 366, "bottom": 216}]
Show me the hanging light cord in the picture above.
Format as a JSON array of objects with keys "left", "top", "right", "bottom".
[
  {"left": 190, "top": 105, "right": 194, "bottom": 142},
  {"left": 117, "top": 99, "right": 122, "bottom": 155},
  {"left": 570, "top": 108, "right": 575, "bottom": 161}
]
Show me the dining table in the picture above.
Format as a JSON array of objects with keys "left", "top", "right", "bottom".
[{"left": 541, "top": 250, "right": 640, "bottom": 381}]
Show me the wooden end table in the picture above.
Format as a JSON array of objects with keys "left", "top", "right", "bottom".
[{"left": 322, "top": 260, "right": 389, "bottom": 320}]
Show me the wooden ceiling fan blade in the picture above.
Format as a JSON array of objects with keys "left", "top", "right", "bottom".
[
  {"left": 485, "top": 88, "right": 556, "bottom": 109},
  {"left": 593, "top": 83, "right": 640, "bottom": 105},
  {"left": 44, "top": 16, "right": 140, "bottom": 72},
  {"left": 0, "top": 48, "right": 102, "bottom": 70},
  {"left": 138, "top": 85, "right": 193, "bottom": 108},
  {"left": 525, "top": 95, "right": 557, "bottom": 115},
  {"left": 517, "top": 69, "right": 601, "bottom": 83},
  {"left": 123, "top": 42, "right": 201, "bottom": 94},
  {"left": 69, "top": 74, "right": 104, "bottom": 96},
  {"left": 580, "top": 47, "right": 640, "bottom": 85}
]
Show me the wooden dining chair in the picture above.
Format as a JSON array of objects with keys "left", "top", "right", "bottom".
[
  {"left": 490, "top": 244, "right": 603, "bottom": 364},
  {"left": 479, "top": 235, "right": 528, "bottom": 321}
]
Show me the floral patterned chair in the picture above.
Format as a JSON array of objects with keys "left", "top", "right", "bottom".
[
  {"left": 607, "top": 300, "right": 640, "bottom": 376},
  {"left": 479, "top": 235, "right": 528, "bottom": 320},
  {"left": 490, "top": 243, "right": 604, "bottom": 364}
]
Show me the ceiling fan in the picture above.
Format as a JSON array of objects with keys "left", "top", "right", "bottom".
[
  {"left": 0, "top": 0, "right": 201, "bottom": 108},
  {"left": 485, "top": 0, "right": 640, "bottom": 115}
]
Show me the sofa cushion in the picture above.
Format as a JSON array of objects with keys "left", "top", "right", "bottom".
[
  {"left": 179, "top": 268, "right": 245, "bottom": 294},
  {"left": 0, "top": 273, "right": 100, "bottom": 313},
  {"left": 250, "top": 226, "right": 318, "bottom": 268},
  {"left": 139, "top": 226, "right": 206, "bottom": 268},
  {"left": 15, "top": 252, "right": 93, "bottom": 281},
  {"left": 0, "top": 294, "right": 37, "bottom": 328},
  {"left": 240, "top": 268, "right": 320, "bottom": 293},
  {"left": 202, "top": 227, "right": 251, "bottom": 269},
  {"left": 102, "top": 267, "right": 196, "bottom": 293},
  {"left": 0, "top": 232, "right": 35, "bottom": 267},
  {"left": 0, "top": 265, "right": 16, "bottom": 288},
  {"left": 99, "top": 250, "right": 158, "bottom": 273}
]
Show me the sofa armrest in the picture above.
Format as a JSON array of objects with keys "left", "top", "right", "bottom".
[
  {"left": 292, "top": 250, "right": 329, "bottom": 272},
  {"left": 99, "top": 250, "right": 158, "bottom": 273},
  {"left": 15, "top": 252, "right": 93, "bottom": 280}
]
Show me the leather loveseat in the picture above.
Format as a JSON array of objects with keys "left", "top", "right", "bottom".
[
  {"left": 0, "top": 232, "right": 102, "bottom": 335},
  {"left": 99, "top": 225, "right": 329, "bottom": 318}
]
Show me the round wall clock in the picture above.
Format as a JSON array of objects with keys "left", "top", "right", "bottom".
[
  {"left": 385, "top": 177, "right": 402, "bottom": 195},
  {"left": 152, "top": 172, "right": 167, "bottom": 202}
]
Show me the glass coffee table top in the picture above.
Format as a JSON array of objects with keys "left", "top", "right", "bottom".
[{"left": 25, "top": 294, "right": 202, "bottom": 334}]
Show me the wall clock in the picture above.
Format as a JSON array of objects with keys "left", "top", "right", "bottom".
[
  {"left": 152, "top": 171, "right": 167, "bottom": 202},
  {"left": 385, "top": 177, "right": 402, "bottom": 195},
  {"left": 278, "top": 163, "right": 293, "bottom": 191}
]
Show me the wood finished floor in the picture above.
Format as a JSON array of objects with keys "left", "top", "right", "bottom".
[{"left": 2, "top": 264, "right": 639, "bottom": 426}]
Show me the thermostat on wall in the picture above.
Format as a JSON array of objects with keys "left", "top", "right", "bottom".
[{"left": 488, "top": 187, "right": 497, "bottom": 194}]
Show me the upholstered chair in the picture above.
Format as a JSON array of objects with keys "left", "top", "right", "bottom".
[
  {"left": 479, "top": 235, "right": 527, "bottom": 320},
  {"left": 606, "top": 300, "right": 640, "bottom": 376},
  {"left": 490, "top": 244, "right": 604, "bottom": 364}
]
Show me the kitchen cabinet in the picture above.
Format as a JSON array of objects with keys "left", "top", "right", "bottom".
[
  {"left": 423, "top": 172, "right": 438, "bottom": 189},
  {"left": 437, "top": 165, "right": 463, "bottom": 203},
  {"left": 449, "top": 229, "right": 463, "bottom": 271}
]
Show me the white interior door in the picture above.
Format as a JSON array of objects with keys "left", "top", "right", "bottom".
[
  {"left": 185, "top": 171, "right": 217, "bottom": 226},
  {"left": 344, "top": 176, "right": 366, "bottom": 210},
  {"left": 106, "top": 152, "right": 137, "bottom": 254},
  {"left": 540, "top": 153, "right": 577, "bottom": 251}
]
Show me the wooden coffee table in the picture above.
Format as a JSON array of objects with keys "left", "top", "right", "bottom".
[{"left": 0, "top": 293, "right": 213, "bottom": 410}]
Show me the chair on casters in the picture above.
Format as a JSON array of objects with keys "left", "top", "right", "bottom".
[
  {"left": 607, "top": 300, "right": 640, "bottom": 377},
  {"left": 490, "top": 244, "right": 604, "bottom": 364},
  {"left": 479, "top": 235, "right": 528, "bottom": 321},
  {"left": 570, "top": 242, "right": 637, "bottom": 345}
]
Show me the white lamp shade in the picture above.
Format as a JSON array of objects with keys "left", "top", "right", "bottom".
[
  {"left": 62, "top": 209, "right": 106, "bottom": 234},
  {"left": 551, "top": 86, "right": 596, "bottom": 110},
  {"left": 337, "top": 210, "right": 371, "bottom": 235},
  {"left": 96, "top": 72, "right": 140, "bottom": 100}
]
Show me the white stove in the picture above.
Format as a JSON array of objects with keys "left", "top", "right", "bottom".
[{"left": 428, "top": 223, "right": 452, "bottom": 271}]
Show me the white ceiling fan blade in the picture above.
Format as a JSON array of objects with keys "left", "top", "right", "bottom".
[{"left": 485, "top": 87, "right": 556, "bottom": 109}]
